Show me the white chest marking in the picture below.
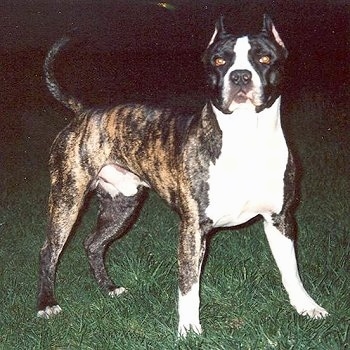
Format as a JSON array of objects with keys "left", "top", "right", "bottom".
[{"left": 206, "top": 98, "right": 288, "bottom": 227}]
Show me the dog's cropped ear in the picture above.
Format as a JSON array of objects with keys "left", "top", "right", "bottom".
[
  {"left": 262, "top": 14, "right": 288, "bottom": 56},
  {"left": 207, "top": 15, "right": 226, "bottom": 47}
]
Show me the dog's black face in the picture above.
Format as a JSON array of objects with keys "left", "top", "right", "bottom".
[{"left": 203, "top": 15, "right": 288, "bottom": 114}]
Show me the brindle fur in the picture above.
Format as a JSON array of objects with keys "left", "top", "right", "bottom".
[{"left": 38, "top": 39, "right": 223, "bottom": 311}]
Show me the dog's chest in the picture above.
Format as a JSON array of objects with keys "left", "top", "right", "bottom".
[{"left": 205, "top": 106, "right": 288, "bottom": 227}]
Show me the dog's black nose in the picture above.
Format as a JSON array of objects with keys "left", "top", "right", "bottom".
[{"left": 230, "top": 70, "right": 252, "bottom": 85}]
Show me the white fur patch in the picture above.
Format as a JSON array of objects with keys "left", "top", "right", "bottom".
[
  {"left": 178, "top": 282, "right": 202, "bottom": 337},
  {"left": 97, "top": 164, "right": 149, "bottom": 197},
  {"left": 231, "top": 37, "right": 258, "bottom": 72},
  {"left": 263, "top": 219, "right": 329, "bottom": 318},
  {"left": 37, "top": 305, "right": 62, "bottom": 318},
  {"left": 108, "top": 286, "right": 127, "bottom": 297},
  {"left": 206, "top": 97, "right": 288, "bottom": 227}
]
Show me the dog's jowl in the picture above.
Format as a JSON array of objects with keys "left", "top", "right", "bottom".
[{"left": 37, "top": 15, "right": 328, "bottom": 336}]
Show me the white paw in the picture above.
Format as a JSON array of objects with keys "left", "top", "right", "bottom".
[
  {"left": 298, "top": 305, "right": 329, "bottom": 319},
  {"left": 292, "top": 297, "right": 329, "bottom": 319},
  {"left": 178, "top": 283, "right": 202, "bottom": 338},
  {"left": 178, "top": 322, "right": 202, "bottom": 338},
  {"left": 37, "top": 305, "right": 62, "bottom": 319},
  {"left": 108, "top": 287, "right": 127, "bottom": 297}
]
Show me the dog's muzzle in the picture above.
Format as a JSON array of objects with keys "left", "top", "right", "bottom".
[
  {"left": 218, "top": 68, "right": 263, "bottom": 113},
  {"left": 230, "top": 69, "right": 254, "bottom": 104}
]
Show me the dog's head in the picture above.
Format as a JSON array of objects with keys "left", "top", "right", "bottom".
[{"left": 203, "top": 15, "right": 288, "bottom": 114}]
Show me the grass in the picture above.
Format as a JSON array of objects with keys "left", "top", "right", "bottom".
[{"left": 0, "top": 90, "right": 349, "bottom": 349}]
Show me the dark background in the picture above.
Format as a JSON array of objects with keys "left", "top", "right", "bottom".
[{"left": 0, "top": 0, "right": 349, "bottom": 132}]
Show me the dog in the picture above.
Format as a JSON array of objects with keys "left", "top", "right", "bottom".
[{"left": 37, "top": 14, "right": 328, "bottom": 336}]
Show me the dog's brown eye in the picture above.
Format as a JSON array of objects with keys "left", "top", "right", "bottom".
[
  {"left": 259, "top": 55, "right": 271, "bottom": 64},
  {"left": 214, "top": 57, "right": 226, "bottom": 66}
]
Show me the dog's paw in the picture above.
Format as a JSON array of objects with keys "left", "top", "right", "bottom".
[
  {"left": 178, "top": 322, "right": 202, "bottom": 338},
  {"left": 292, "top": 297, "right": 329, "bottom": 319},
  {"left": 108, "top": 287, "right": 127, "bottom": 297},
  {"left": 37, "top": 305, "right": 62, "bottom": 319},
  {"left": 298, "top": 305, "right": 329, "bottom": 319}
]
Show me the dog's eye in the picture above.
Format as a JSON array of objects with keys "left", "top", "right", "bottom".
[
  {"left": 259, "top": 55, "right": 271, "bottom": 64},
  {"left": 214, "top": 57, "right": 226, "bottom": 67}
]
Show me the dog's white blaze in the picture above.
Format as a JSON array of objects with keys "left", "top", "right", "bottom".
[
  {"left": 178, "top": 282, "right": 202, "bottom": 337},
  {"left": 263, "top": 220, "right": 329, "bottom": 318},
  {"left": 232, "top": 36, "right": 257, "bottom": 71},
  {"left": 206, "top": 97, "right": 288, "bottom": 227},
  {"left": 222, "top": 37, "right": 262, "bottom": 111},
  {"left": 97, "top": 164, "right": 148, "bottom": 197}
]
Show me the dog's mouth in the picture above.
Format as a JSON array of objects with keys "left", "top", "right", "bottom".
[
  {"left": 224, "top": 88, "right": 264, "bottom": 112},
  {"left": 232, "top": 90, "right": 250, "bottom": 104},
  {"left": 213, "top": 83, "right": 265, "bottom": 114}
]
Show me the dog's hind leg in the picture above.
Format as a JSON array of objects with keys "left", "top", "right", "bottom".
[
  {"left": 263, "top": 214, "right": 329, "bottom": 319},
  {"left": 37, "top": 176, "right": 89, "bottom": 318},
  {"left": 84, "top": 186, "right": 147, "bottom": 296}
]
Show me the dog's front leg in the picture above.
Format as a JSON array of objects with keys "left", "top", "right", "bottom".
[
  {"left": 263, "top": 215, "right": 328, "bottom": 319},
  {"left": 177, "top": 220, "right": 207, "bottom": 337}
]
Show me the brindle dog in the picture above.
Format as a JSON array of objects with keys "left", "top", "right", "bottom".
[{"left": 37, "top": 15, "right": 328, "bottom": 337}]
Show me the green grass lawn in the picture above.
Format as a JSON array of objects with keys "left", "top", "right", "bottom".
[{"left": 0, "top": 91, "right": 349, "bottom": 349}]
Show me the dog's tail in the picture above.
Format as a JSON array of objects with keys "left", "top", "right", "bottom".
[{"left": 44, "top": 37, "right": 84, "bottom": 114}]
